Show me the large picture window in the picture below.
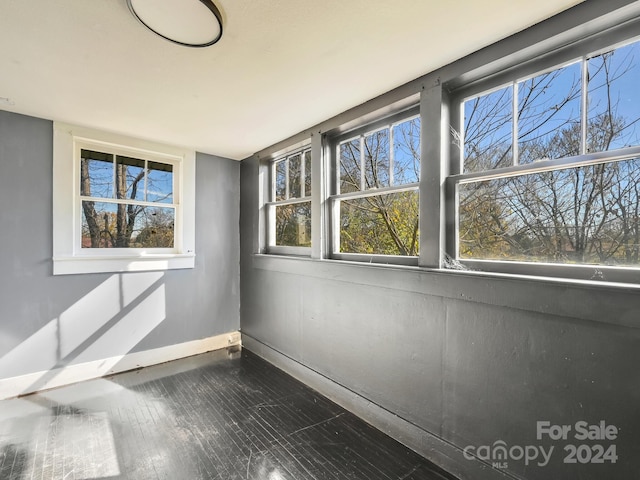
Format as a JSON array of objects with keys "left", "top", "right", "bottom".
[
  {"left": 331, "top": 112, "right": 420, "bottom": 263},
  {"left": 453, "top": 37, "right": 640, "bottom": 280}
]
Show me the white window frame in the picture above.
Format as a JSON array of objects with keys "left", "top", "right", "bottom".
[
  {"left": 329, "top": 109, "right": 420, "bottom": 265},
  {"left": 447, "top": 30, "right": 640, "bottom": 284},
  {"left": 53, "top": 123, "right": 196, "bottom": 275},
  {"left": 266, "top": 146, "right": 312, "bottom": 256}
]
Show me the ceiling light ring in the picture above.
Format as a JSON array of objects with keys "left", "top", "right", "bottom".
[{"left": 126, "top": 0, "right": 224, "bottom": 48}]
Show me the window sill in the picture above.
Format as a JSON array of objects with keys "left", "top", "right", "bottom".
[
  {"left": 458, "top": 259, "right": 640, "bottom": 287},
  {"left": 250, "top": 253, "right": 640, "bottom": 328},
  {"left": 53, "top": 254, "right": 196, "bottom": 275},
  {"left": 253, "top": 252, "right": 640, "bottom": 290},
  {"left": 266, "top": 246, "right": 311, "bottom": 256}
]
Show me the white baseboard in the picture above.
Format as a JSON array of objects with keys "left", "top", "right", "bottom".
[{"left": 0, "top": 331, "right": 241, "bottom": 400}]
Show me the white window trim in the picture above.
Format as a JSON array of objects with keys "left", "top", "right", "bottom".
[{"left": 53, "top": 122, "right": 195, "bottom": 275}]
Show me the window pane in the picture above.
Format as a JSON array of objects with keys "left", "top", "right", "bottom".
[
  {"left": 80, "top": 149, "right": 113, "bottom": 198},
  {"left": 587, "top": 40, "right": 640, "bottom": 152},
  {"left": 464, "top": 85, "right": 513, "bottom": 172},
  {"left": 146, "top": 161, "right": 173, "bottom": 203},
  {"left": 304, "top": 150, "right": 312, "bottom": 197},
  {"left": 116, "top": 155, "right": 145, "bottom": 201},
  {"left": 133, "top": 206, "right": 175, "bottom": 248},
  {"left": 289, "top": 154, "right": 302, "bottom": 198},
  {"left": 458, "top": 158, "right": 640, "bottom": 266},
  {"left": 275, "top": 202, "right": 311, "bottom": 247},
  {"left": 339, "top": 138, "right": 361, "bottom": 193},
  {"left": 340, "top": 191, "right": 419, "bottom": 255},
  {"left": 82, "top": 202, "right": 175, "bottom": 248},
  {"left": 518, "top": 62, "right": 581, "bottom": 163},
  {"left": 364, "top": 129, "right": 390, "bottom": 189},
  {"left": 275, "top": 160, "right": 286, "bottom": 201},
  {"left": 393, "top": 117, "right": 420, "bottom": 184}
]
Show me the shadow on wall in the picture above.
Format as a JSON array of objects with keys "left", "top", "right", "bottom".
[{"left": 0, "top": 271, "right": 167, "bottom": 398}]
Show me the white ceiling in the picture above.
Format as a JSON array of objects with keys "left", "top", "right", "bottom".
[{"left": 0, "top": 0, "right": 583, "bottom": 160}]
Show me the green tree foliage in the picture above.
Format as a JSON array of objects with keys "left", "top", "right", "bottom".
[
  {"left": 339, "top": 118, "right": 420, "bottom": 255},
  {"left": 275, "top": 202, "right": 311, "bottom": 247},
  {"left": 133, "top": 209, "right": 174, "bottom": 248},
  {"left": 341, "top": 192, "right": 418, "bottom": 255}
]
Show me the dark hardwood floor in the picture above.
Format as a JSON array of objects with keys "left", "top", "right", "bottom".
[{"left": 0, "top": 347, "right": 456, "bottom": 480}]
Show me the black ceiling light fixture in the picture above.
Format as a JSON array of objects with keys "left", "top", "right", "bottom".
[{"left": 127, "top": 0, "right": 223, "bottom": 48}]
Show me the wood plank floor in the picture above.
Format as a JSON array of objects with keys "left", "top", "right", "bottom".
[{"left": 0, "top": 348, "right": 456, "bottom": 480}]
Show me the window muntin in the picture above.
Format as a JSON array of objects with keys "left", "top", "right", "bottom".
[
  {"left": 332, "top": 114, "right": 420, "bottom": 259},
  {"left": 455, "top": 37, "right": 640, "bottom": 275},
  {"left": 268, "top": 148, "right": 312, "bottom": 252},
  {"left": 80, "top": 149, "right": 176, "bottom": 249}
]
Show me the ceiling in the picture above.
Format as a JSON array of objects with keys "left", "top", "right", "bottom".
[{"left": 0, "top": 0, "right": 583, "bottom": 160}]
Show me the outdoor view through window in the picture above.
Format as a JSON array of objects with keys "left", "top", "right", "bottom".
[
  {"left": 80, "top": 149, "right": 175, "bottom": 249},
  {"left": 273, "top": 149, "right": 312, "bottom": 248},
  {"left": 459, "top": 39, "right": 640, "bottom": 268},
  {"left": 337, "top": 116, "right": 420, "bottom": 256}
]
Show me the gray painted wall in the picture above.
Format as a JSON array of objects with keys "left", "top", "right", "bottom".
[
  {"left": 239, "top": 3, "right": 640, "bottom": 477},
  {"left": 0, "top": 110, "right": 240, "bottom": 382},
  {"left": 240, "top": 156, "right": 640, "bottom": 480}
]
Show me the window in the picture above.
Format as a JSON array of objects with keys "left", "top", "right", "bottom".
[
  {"left": 80, "top": 149, "right": 176, "bottom": 249},
  {"left": 53, "top": 123, "right": 195, "bottom": 275},
  {"left": 267, "top": 148, "right": 312, "bottom": 255},
  {"left": 452, "top": 37, "right": 640, "bottom": 280},
  {"left": 257, "top": 6, "right": 640, "bottom": 285},
  {"left": 330, "top": 111, "right": 420, "bottom": 263}
]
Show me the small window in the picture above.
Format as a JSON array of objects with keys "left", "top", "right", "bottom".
[
  {"left": 267, "top": 148, "right": 312, "bottom": 254},
  {"left": 53, "top": 123, "right": 195, "bottom": 275},
  {"left": 332, "top": 114, "right": 420, "bottom": 262}
]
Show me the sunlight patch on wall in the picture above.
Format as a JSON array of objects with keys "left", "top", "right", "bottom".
[
  {"left": 59, "top": 274, "right": 124, "bottom": 358},
  {"left": 0, "top": 272, "right": 166, "bottom": 393},
  {"left": 72, "top": 279, "right": 166, "bottom": 366}
]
